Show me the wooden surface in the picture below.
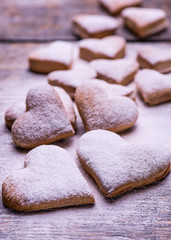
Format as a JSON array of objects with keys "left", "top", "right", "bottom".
[
  {"left": 0, "top": 0, "right": 171, "bottom": 42},
  {"left": 0, "top": 42, "right": 171, "bottom": 240},
  {"left": 0, "top": 0, "right": 171, "bottom": 239}
]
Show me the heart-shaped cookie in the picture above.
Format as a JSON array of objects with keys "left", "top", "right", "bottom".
[
  {"left": 48, "top": 65, "right": 97, "bottom": 99},
  {"left": 5, "top": 86, "right": 76, "bottom": 129},
  {"left": 99, "top": 0, "right": 142, "bottom": 15},
  {"left": 77, "top": 130, "right": 170, "bottom": 197},
  {"left": 122, "top": 7, "right": 169, "bottom": 38},
  {"left": 72, "top": 14, "right": 119, "bottom": 39},
  {"left": 29, "top": 41, "right": 74, "bottom": 73},
  {"left": 75, "top": 80, "right": 138, "bottom": 132},
  {"left": 90, "top": 59, "right": 139, "bottom": 85},
  {"left": 79, "top": 36, "right": 126, "bottom": 61},
  {"left": 137, "top": 46, "right": 171, "bottom": 73},
  {"left": 12, "top": 85, "right": 74, "bottom": 149},
  {"left": 135, "top": 69, "right": 171, "bottom": 105},
  {"left": 2, "top": 145, "right": 95, "bottom": 211}
]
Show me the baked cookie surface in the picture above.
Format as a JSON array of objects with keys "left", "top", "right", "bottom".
[
  {"left": 135, "top": 69, "right": 171, "bottom": 105},
  {"left": 75, "top": 80, "right": 138, "bottom": 132},
  {"left": 2, "top": 145, "right": 95, "bottom": 211},
  {"left": 137, "top": 46, "right": 171, "bottom": 73},
  {"left": 48, "top": 65, "right": 97, "bottom": 99},
  {"left": 90, "top": 59, "right": 139, "bottom": 85},
  {"left": 5, "top": 86, "right": 76, "bottom": 130},
  {"left": 79, "top": 36, "right": 126, "bottom": 61},
  {"left": 122, "top": 7, "right": 169, "bottom": 38},
  {"left": 72, "top": 14, "right": 119, "bottom": 38},
  {"left": 29, "top": 41, "right": 74, "bottom": 73},
  {"left": 12, "top": 85, "right": 74, "bottom": 149},
  {"left": 99, "top": 0, "right": 142, "bottom": 15},
  {"left": 77, "top": 130, "right": 170, "bottom": 197}
]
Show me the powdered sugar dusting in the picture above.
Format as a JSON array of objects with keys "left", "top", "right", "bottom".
[
  {"left": 3, "top": 145, "right": 94, "bottom": 206},
  {"left": 75, "top": 81, "right": 138, "bottom": 132},
  {"left": 77, "top": 130, "right": 170, "bottom": 195},
  {"left": 122, "top": 8, "right": 167, "bottom": 28},
  {"left": 138, "top": 46, "right": 171, "bottom": 65},
  {"left": 54, "top": 86, "right": 76, "bottom": 128},
  {"left": 48, "top": 66, "right": 97, "bottom": 90},
  {"left": 90, "top": 59, "right": 139, "bottom": 84},
  {"left": 72, "top": 14, "right": 119, "bottom": 34},
  {"left": 12, "top": 85, "right": 74, "bottom": 148},
  {"left": 29, "top": 41, "right": 74, "bottom": 65},
  {"left": 100, "top": 0, "right": 142, "bottom": 14},
  {"left": 135, "top": 69, "right": 171, "bottom": 93},
  {"left": 5, "top": 103, "right": 25, "bottom": 125},
  {"left": 79, "top": 36, "right": 126, "bottom": 58}
]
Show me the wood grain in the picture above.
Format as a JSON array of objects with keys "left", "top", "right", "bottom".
[
  {"left": 0, "top": 0, "right": 170, "bottom": 42},
  {"left": 0, "top": 42, "right": 171, "bottom": 239}
]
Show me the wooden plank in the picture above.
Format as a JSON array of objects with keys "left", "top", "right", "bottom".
[
  {"left": 0, "top": 0, "right": 171, "bottom": 42},
  {"left": 0, "top": 42, "right": 171, "bottom": 239}
]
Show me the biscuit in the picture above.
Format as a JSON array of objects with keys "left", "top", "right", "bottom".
[
  {"left": 72, "top": 14, "right": 119, "bottom": 39},
  {"left": 48, "top": 65, "right": 97, "bottom": 99},
  {"left": 5, "top": 103, "right": 26, "bottom": 129},
  {"left": 2, "top": 145, "right": 95, "bottom": 211},
  {"left": 29, "top": 41, "right": 74, "bottom": 73},
  {"left": 79, "top": 36, "right": 126, "bottom": 61},
  {"left": 122, "top": 8, "right": 169, "bottom": 38},
  {"left": 5, "top": 87, "right": 76, "bottom": 130},
  {"left": 12, "top": 85, "right": 74, "bottom": 149},
  {"left": 137, "top": 46, "right": 171, "bottom": 73},
  {"left": 75, "top": 80, "right": 138, "bottom": 132},
  {"left": 135, "top": 69, "right": 171, "bottom": 105},
  {"left": 90, "top": 59, "right": 139, "bottom": 85},
  {"left": 77, "top": 129, "right": 170, "bottom": 197},
  {"left": 99, "top": 0, "right": 142, "bottom": 15}
]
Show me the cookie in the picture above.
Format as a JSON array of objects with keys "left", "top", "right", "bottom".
[
  {"left": 99, "top": 0, "right": 142, "bottom": 15},
  {"left": 79, "top": 36, "right": 126, "bottom": 61},
  {"left": 12, "top": 85, "right": 74, "bottom": 149},
  {"left": 75, "top": 80, "right": 138, "bottom": 132},
  {"left": 2, "top": 145, "right": 94, "bottom": 211},
  {"left": 5, "top": 87, "right": 76, "bottom": 130},
  {"left": 72, "top": 14, "right": 120, "bottom": 39},
  {"left": 122, "top": 8, "right": 169, "bottom": 38},
  {"left": 29, "top": 41, "right": 74, "bottom": 73},
  {"left": 135, "top": 69, "right": 171, "bottom": 105},
  {"left": 90, "top": 59, "right": 139, "bottom": 85},
  {"left": 5, "top": 103, "right": 25, "bottom": 129},
  {"left": 77, "top": 130, "right": 170, "bottom": 197},
  {"left": 137, "top": 46, "right": 171, "bottom": 73},
  {"left": 48, "top": 65, "right": 97, "bottom": 99}
]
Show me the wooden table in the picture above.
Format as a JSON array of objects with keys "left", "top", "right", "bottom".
[{"left": 0, "top": 1, "right": 171, "bottom": 239}]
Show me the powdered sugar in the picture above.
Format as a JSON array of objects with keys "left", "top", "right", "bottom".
[
  {"left": 29, "top": 41, "right": 74, "bottom": 66},
  {"left": 5, "top": 103, "right": 25, "bottom": 127},
  {"left": 90, "top": 59, "right": 139, "bottom": 84},
  {"left": 80, "top": 79, "right": 136, "bottom": 100},
  {"left": 77, "top": 129, "right": 170, "bottom": 196},
  {"left": 12, "top": 85, "right": 74, "bottom": 148},
  {"left": 3, "top": 145, "right": 94, "bottom": 208},
  {"left": 5, "top": 86, "right": 76, "bottom": 128},
  {"left": 135, "top": 69, "right": 171, "bottom": 93},
  {"left": 138, "top": 46, "right": 171, "bottom": 65},
  {"left": 79, "top": 36, "right": 126, "bottom": 59},
  {"left": 75, "top": 81, "right": 138, "bottom": 132},
  {"left": 72, "top": 14, "right": 119, "bottom": 34},
  {"left": 99, "top": 0, "right": 142, "bottom": 14},
  {"left": 135, "top": 69, "right": 171, "bottom": 105},
  {"left": 48, "top": 66, "right": 97, "bottom": 94},
  {"left": 122, "top": 8, "right": 167, "bottom": 28}
]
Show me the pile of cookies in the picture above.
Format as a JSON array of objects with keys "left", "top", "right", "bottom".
[{"left": 2, "top": 0, "right": 171, "bottom": 212}]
